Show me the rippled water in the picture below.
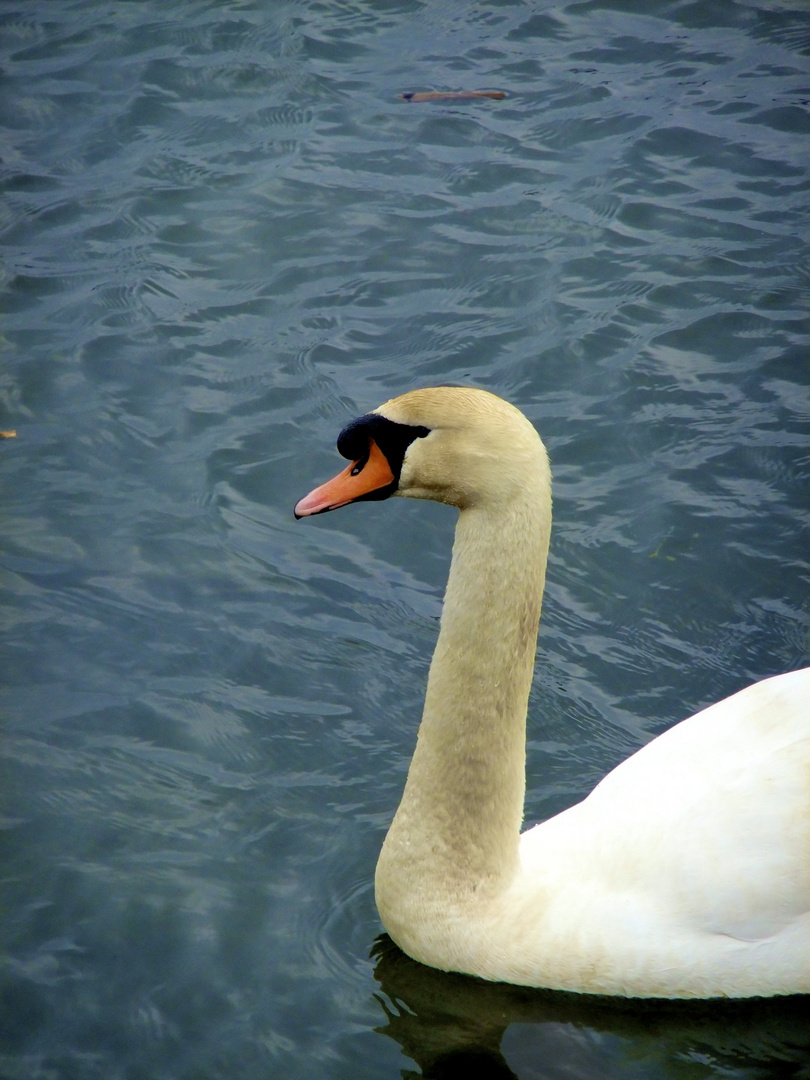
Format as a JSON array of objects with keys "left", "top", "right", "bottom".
[{"left": 1, "top": 2, "right": 808, "bottom": 1077}]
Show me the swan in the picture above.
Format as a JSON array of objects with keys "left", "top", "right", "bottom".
[{"left": 294, "top": 386, "right": 810, "bottom": 998}]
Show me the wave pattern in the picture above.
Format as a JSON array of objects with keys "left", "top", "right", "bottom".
[{"left": 0, "top": 1, "right": 808, "bottom": 1077}]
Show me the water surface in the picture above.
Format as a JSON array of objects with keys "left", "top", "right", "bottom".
[{"left": 1, "top": 2, "right": 809, "bottom": 1077}]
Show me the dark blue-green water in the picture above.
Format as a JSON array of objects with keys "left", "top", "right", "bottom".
[{"left": 1, "top": 2, "right": 809, "bottom": 1077}]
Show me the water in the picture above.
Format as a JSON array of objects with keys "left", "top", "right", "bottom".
[{"left": 1, "top": 1, "right": 808, "bottom": 1076}]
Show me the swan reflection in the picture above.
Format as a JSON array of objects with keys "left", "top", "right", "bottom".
[{"left": 371, "top": 936, "right": 810, "bottom": 1079}]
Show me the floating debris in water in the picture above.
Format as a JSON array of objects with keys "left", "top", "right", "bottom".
[{"left": 399, "top": 90, "right": 506, "bottom": 102}]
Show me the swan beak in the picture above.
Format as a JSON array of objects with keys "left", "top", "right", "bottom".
[{"left": 294, "top": 439, "right": 396, "bottom": 518}]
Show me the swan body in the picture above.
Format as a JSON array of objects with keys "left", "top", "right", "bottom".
[{"left": 295, "top": 386, "right": 810, "bottom": 998}]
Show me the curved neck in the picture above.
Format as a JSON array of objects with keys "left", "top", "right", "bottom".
[{"left": 378, "top": 489, "right": 550, "bottom": 900}]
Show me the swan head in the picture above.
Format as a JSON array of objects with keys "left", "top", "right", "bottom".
[{"left": 294, "top": 386, "right": 549, "bottom": 518}]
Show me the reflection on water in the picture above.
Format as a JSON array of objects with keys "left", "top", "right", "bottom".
[
  {"left": 372, "top": 937, "right": 810, "bottom": 1080},
  {"left": 1, "top": 0, "right": 808, "bottom": 1076}
]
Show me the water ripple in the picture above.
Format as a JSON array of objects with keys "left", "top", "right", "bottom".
[{"left": 1, "top": 1, "right": 808, "bottom": 1077}]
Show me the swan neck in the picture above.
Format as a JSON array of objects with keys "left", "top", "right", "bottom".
[{"left": 378, "top": 489, "right": 550, "bottom": 900}]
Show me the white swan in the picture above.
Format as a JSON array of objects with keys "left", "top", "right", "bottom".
[{"left": 295, "top": 386, "right": 810, "bottom": 998}]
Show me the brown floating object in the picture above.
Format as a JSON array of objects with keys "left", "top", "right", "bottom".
[
  {"left": 0, "top": 430, "right": 17, "bottom": 439},
  {"left": 399, "top": 90, "right": 506, "bottom": 102}
]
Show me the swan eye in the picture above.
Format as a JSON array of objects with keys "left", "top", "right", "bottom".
[
  {"left": 336, "top": 414, "right": 431, "bottom": 480},
  {"left": 350, "top": 446, "right": 371, "bottom": 476}
]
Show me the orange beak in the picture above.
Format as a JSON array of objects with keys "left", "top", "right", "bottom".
[{"left": 294, "top": 439, "right": 396, "bottom": 518}]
